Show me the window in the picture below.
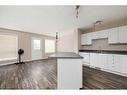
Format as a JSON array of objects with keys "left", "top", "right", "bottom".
[
  {"left": 33, "top": 39, "right": 41, "bottom": 50},
  {"left": 0, "top": 34, "right": 18, "bottom": 61},
  {"left": 45, "top": 39, "right": 55, "bottom": 53}
]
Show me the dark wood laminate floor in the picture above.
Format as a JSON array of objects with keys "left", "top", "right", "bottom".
[
  {"left": 0, "top": 58, "right": 57, "bottom": 89},
  {"left": 83, "top": 66, "right": 127, "bottom": 89},
  {"left": 0, "top": 59, "right": 127, "bottom": 89}
]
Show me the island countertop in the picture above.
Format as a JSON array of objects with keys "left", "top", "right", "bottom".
[{"left": 49, "top": 52, "right": 83, "bottom": 59}]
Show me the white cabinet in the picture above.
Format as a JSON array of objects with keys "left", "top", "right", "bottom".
[
  {"left": 99, "top": 54, "right": 108, "bottom": 69},
  {"left": 79, "top": 52, "right": 90, "bottom": 66},
  {"left": 108, "top": 25, "right": 127, "bottom": 44},
  {"left": 81, "top": 25, "right": 127, "bottom": 45},
  {"left": 115, "top": 54, "right": 127, "bottom": 74},
  {"left": 90, "top": 53, "right": 108, "bottom": 69},
  {"left": 118, "top": 25, "right": 127, "bottom": 43},
  {"left": 108, "top": 28, "right": 119, "bottom": 44},
  {"left": 92, "top": 30, "right": 108, "bottom": 40},
  {"left": 81, "top": 34, "right": 87, "bottom": 45},
  {"left": 87, "top": 33, "right": 92, "bottom": 45},
  {"left": 90, "top": 53, "right": 100, "bottom": 68},
  {"left": 106, "top": 54, "right": 121, "bottom": 72},
  {"left": 92, "top": 31, "right": 99, "bottom": 39},
  {"left": 58, "top": 59, "right": 82, "bottom": 89},
  {"left": 101, "top": 54, "right": 127, "bottom": 75},
  {"left": 98, "top": 29, "right": 108, "bottom": 39},
  {"left": 80, "top": 52, "right": 127, "bottom": 75},
  {"left": 81, "top": 33, "right": 92, "bottom": 45},
  {"left": 107, "top": 54, "right": 115, "bottom": 71}
]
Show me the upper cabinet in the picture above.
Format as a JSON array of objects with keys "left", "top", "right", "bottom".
[
  {"left": 108, "top": 25, "right": 127, "bottom": 44},
  {"left": 98, "top": 29, "right": 108, "bottom": 39},
  {"left": 118, "top": 25, "right": 127, "bottom": 43},
  {"left": 92, "top": 31, "right": 99, "bottom": 39},
  {"left": 81, "top": 33, "right": 92, "bottom": 45},
  {"left": 81, "top": 25, "right": 127, "bottom": 45},
  {"left": 108, "top": 28, "right": 119, "bottom": 44},
  {"left": 92, "top": 30, "right": 108, "bottom": 40},
  {"left": 81, "top": 34, "right": 87, "bottom": 45}
]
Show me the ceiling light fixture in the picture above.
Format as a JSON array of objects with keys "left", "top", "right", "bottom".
[
  {"left": 75, "top": 5, "right": 80, "bottom": 19},
  {"left": 56, "top": 32, "right": 58, "bottom": 53},
  {"left": 93, "top": 20, "right": 103, "bottom": 31}
]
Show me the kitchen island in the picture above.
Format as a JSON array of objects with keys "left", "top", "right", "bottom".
[{"left": 49, "top": 52, "right": 83, "bottom": 89}]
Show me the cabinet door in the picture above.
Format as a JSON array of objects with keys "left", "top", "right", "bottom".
[
  {"left": 90, "top": 53, "right": 99, "bottom": 68},
  {"left": 107, "top": 54, "right": 115, "bottom": 71},
  {"left": 113, "top": 54, "right": 121, "bottom": 72},
  {"left": 118, "top": 25, "right": 127, "bottom": 43},
  {"left": 81, "top": 34, "right": 87, "bottom": 45},
  {"left": 108, "top": 28, "right": 119, "bottom": 44},
  {"left": 83, "top": 53, "right": 90, "bottom": 65},
  {"left": 92, "top": 31, "right": 99, "bottom": 39},
  {"left": 79, "top": 52, "right": 90, "bottom": 65},
  {"left": 116, "top": 54, "right": 127, "bottom": 74},
  {"left": 98, "top": 29, "right": 108, "bottom": 39},
  {"left": 86, "top": 33, "right": 92, "bottom": 45},
  {"left": 99, "top": 54, "right": 108, "bottom": 69},
  {"left": 81, "top": 33, "right": 92, "bottom": 45}
]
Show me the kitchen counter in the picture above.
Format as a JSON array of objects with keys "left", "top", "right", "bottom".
[
  {"left": 49, "top": 52, "right": 83, "bottom": 59},
  {"left": 49, "top": 52, "right": 83, "bottom": 89},
  {"left": 79, "top": 49, "right": 127, "bottom": 55}
]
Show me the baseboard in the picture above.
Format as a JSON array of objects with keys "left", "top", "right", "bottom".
[
  {"left": 83, "top": 64, "right": 127, "bottom": 77},
  {"left": 0, "top": 57, "right": 49, "bottom": 67},
  {"left": 0, "top": 62, "right": 16, "bottom": 66}
]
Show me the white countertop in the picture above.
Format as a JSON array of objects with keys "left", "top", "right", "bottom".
[{"left": 49, "top": 52, "right": 83, "bottom": 59}]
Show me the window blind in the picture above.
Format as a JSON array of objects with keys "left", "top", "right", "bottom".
[{"left": 0, "top": 34, "right": 18, "bottom": 61}]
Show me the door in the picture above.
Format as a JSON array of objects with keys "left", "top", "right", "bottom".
[
  {"left": 98, "top": 29, "right": 108, "bottom": 39},
  {"left": 108, "top": 28, "right": 119, "bottom": 44},
  {"left": 98, "top": 54, "right": 108, "bottom": 69},
  {"left": 107, "top": 54, "right": 117, "bottom": 71},
  {"left": 118, "top": 25, "right": 127, "bottom": 43},
  {"left": 81, "top": 34, "right": 87, "bottom": 45},
  {"left": 31, "top": 38, "right": 42, "bottom": 60},
  {"left": 116, "top": 54, "right": 127, "bottom": 74},
  {"left": 87, "top": 33, "right": 92, "bottom": 45},
  {"left": 90, "top": 53, "right": 99, "bottom": 68}
]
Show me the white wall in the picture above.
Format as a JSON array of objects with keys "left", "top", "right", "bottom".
[{"left": 58, "top": 29, "right": 79, "bottom": 53}]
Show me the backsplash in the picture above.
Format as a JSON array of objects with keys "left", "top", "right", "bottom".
[{"left": 80, "top": 38, "right": 127, "bottom": 51}]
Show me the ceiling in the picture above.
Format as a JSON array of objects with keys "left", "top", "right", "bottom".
[{"left": 0, "top": 6, "right": 127, "bottom": 36}]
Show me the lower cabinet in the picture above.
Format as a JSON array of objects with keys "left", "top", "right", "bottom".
[
  {"left": 99, "top": 54, "right": 108, "bottom": 69},
  {"left": 90, "top": 53, "right": 108, "bottom": 69},
  {"left": 79, "top": 52, "right": 90, "bottom": 66},
  {"left": 106, "top": 54, "right": 115, "bottom": 71},
  {"left": 115, "top": 55, "right": 127, "bottom": 74},
  {"left": 79, "top": 52, "right": 127, "bottom": 76},
  {"left": 90, "top": 53, "right": 100, "bottom": 68},
  {"left": 107, "top": 54, "right": 127, "bottom": 74}
]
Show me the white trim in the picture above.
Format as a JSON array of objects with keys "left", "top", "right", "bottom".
[
  {"left": 0, "top": 62, "right": 16, "bottom": 66},
  {"left": 0, "top": 57, "right": 49, "bottom": 67},
  {"left": 86, "top": 65, "right": 127, "bottom": 77}
]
